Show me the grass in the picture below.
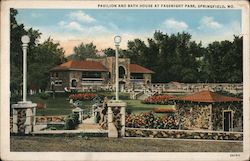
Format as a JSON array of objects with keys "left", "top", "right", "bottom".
[
  {"left": 28, "top": 92, "right": 174, "bottom": 116},
  {"left": 10, "top": 136, "right": 243, "bottom": 152},
  {"left": 29, "top": 95, "right": 92, "bottom": 116},
  {"left": 124, "top": 100, "right": 174, "bottom": 114}
]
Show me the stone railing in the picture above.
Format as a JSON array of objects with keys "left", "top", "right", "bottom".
[
  {"left": 125, "top": 128, "right": 243, "bottom": 141},
  {"left": 35, "top": 115, "right": 66, "bottom": 124}
]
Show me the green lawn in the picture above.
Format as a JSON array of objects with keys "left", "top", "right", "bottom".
[
  {"left": 29, "top": 95, "right": 92, "bottom": 116},
  {"left": 124, "top": 100, "right": 175, "bottom": 114},
  {"left": 28, "top": 93, "right": 174, "bottom": 116},
  {"left": 10, "top": 136, "right": 243, "bottom": 152}
]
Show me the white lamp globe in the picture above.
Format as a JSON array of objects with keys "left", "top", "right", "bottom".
[
  {"left": 114, "top": 35, "right": 121, "bottom": 45},
  {"left": 21, "top": 35, "right": 30, "bottom": 44}
]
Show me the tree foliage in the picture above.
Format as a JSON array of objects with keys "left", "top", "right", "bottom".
[
  {"left": 10, "top": 9, "right": 65, "bottom": 94},
  {"left": 73, "top": 42, "right": 97, "bottom": 60},
  {"left": 102, "top": 31, "right": 243, "bottom": 83},
  {"left": 11, "top": 8, "right": 243, "bottom": 93}
]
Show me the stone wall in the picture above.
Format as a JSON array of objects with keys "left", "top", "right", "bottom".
[
  {"left": 149, "top": 83, "right": 243, "bottom": 94},
  {"left": 212, "top": 103, "right": 243, "bottom": 131},
  {"left": 50, "top": 71, "right": 70, "bottom": 91},
  {"left": 176, "top": 103, "right": 211, "bottom": 130},
  {"left": 125, "top": 128, "right": 243, "bottom": 141},
  {"left": 35, "top": 115, "right": 66, "bottom": 124},
  {"left": 175, "top": 102, "right": 243, "bottom": 132}
]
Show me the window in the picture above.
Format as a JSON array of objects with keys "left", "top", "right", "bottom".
[
  {"left": 55, "top": 80, "right": 62, "bottom": 86},
  {"left": 130, "top": 73, "right": 144, "bottom": 79},
  {"left": 82, "top": 72, "right": 101, "bottom": 78},
  {"left": 51, "top": 72, "right": 59, "bottom": 78}
]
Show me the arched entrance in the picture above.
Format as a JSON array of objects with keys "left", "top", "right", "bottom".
[
  {"left": 71, "top": 79, "right": 77, "bottom": 88},
  {"left": 119, "top": 66, "right": 126, "bottom": 79}
]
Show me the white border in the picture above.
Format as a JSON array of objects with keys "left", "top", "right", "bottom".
[{"left": 1, "top": 0, "right": 249, "bottom": 161}]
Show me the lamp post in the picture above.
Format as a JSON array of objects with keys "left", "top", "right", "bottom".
[
  {"left": 114, "top": 36, "right": 121, "bottom": 101},
  {"left": 21, "top": 35, "right": 30, "bottom": 102},
  {"left": 11, "top": 35, "right": 37, "bottom": 134}
]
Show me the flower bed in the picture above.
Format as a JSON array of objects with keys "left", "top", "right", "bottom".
[
  {"left": 125, "top": 112, "right": 178, "bottom": 129},
  {"left": 142, "top": 94, "right": 175, "bottom": 104},
  {"left": 69, "top": 93, "right": 97, "bottom": 101}
]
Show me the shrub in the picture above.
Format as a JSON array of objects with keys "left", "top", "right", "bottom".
[
  {"left": 142, "top": 94, "right": 175, "bottom": 105},
  {"left": 39, "top": 92, "right": 50, "bottom": 100},
  {"left": 10, "top": 93, "right": 21, "bottom": 104},
  {"left": 69, "top": 93, "right": 97, "bottom": 101},
  {"left": 64, "top": 113, "right": 79, "bottom": 130}
]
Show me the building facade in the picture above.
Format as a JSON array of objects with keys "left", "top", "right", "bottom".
[{"left": 49, "top": 57, "right": 154, "bottom": 92}]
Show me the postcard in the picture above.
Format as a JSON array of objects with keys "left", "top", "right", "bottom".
[{"left": 1, "top": 0, "right": 249, "bottom": 161}]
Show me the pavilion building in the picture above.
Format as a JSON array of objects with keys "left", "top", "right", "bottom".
[{"left": 49, "top": 57, "right": 154, "bottom": 92}]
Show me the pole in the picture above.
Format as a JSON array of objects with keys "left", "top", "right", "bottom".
[
  {"left": 115, "top": 44, "right": 119, "bottom": 100},
  {"left": 22, "top": 43, "right": 28, "bottom": 102}
]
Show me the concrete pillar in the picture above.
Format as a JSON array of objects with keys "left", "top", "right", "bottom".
[
  {"left": 209, "top": 104, "right": 213, "bottom": 130},
  {"left": 120, "top": 106, "right": 126, "bottom": 137},
  {"left": 72, "top": 107, "right": 83, "bottom": 123},
  {"left": 12, "top": 108, "right": 18, "bottom": 133},
  {"left": 12, "top": 101, "right": 37, "bottom": 134},
  {"left": 107, "top": 100, "right": 126, "bottom": 137}
]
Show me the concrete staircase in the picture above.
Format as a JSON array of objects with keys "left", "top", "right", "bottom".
[{"left": 137, "top": 91, "right": 157, "bottom": 100}]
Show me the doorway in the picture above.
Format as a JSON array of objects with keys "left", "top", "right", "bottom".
[
  {"left": 71, "top": 79, "right": 77, "bottom": 88},
  {"left": 119, "top": 66, "right": 126, "bottom": 79},
  {"left": 223, "top": 111, "right": 233, "bottom": 131},
  {"left": 119, "top": 81, "right": 126, "bottom": 92}
]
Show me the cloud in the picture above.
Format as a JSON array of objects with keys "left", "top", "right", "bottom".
[
  {"left": 65, "top": 21, "right": 84, "bottom": 32},
  {"left": 192, "top": 20, "right": 241, "bottom": 46},
  {"left": 31, "top": 12, "right": 43, "bottom": 18},
  {"left": 198, "top": 16, "right": 222, "bottom": 30},
  {"left": 58, "top": 21, "right": 84, "bottom": 32},
  {"left": 69, "top": 11, "right": 95, "bottom": 23},
  {"left": 163, "top": 18, "right": 188, "bottom": 32}
]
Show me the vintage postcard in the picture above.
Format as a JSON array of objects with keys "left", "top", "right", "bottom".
[{"left": 1, "top": 0, "right": 249, "bottom": 161}]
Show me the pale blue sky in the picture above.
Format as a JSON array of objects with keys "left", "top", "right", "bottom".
[{"left": 16, "top": 9, "right": 242, "bottom": 55}]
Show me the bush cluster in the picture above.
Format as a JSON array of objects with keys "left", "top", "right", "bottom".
[
  {"left": 142, "top": 94, "right": 175, "bottom": 104},
  {"left": 69, "top": 93, "right": 97, "bottom": 101},
  {"left": 64, "top": 113, "right": 79, "bottom": 130},
  {"left": 125, "top": 112, "right": 178, "bottom": 129},
  {"left": 39, "top": 92, "right": 50, "bottom": 100}
]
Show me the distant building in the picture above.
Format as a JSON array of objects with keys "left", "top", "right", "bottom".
[{"left": 49, "top": 57, "right": 154, "bottom": 92}]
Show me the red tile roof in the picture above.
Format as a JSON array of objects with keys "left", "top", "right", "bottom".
[
  {"left": 50, "top": 60, "right": 108, "bottom": 72},
  {"left": 129, "top": 64, "right": 154, "bottom": 74},
  {"left": 174, "top": 90, "right": 242, "bottom": 103}
]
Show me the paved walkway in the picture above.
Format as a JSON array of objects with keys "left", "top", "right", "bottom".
[{"left": 32, "top": 117, "right": 107, "bottom": 135}]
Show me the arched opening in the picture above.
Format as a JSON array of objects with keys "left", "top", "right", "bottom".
[
  {"left": 119, "top": 66, "right": 126, "bottom": 79},
  {"left": 71, "top": 79, "right": 77, "bottom": 88}
]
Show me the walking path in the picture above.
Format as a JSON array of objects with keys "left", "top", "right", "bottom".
[{"left": 33, "top": 117, "right": 107, "bottom": 135}]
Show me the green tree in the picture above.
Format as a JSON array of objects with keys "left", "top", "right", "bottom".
[
  {"left": 103, "top": 48, "right": 115, "bottom": 57},
  {"left": 73, "top": 42, "right": 97, "bottom": 60},
  {"left": 10, "top": 9, "right": 66, "bottom": 94},
  {"left": 28, "top": 38, "right": 65, "bottom": 91}
]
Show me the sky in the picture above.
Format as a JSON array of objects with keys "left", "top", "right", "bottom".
[{"left": 16, "top": 9, "right": 242, "bottom": 56}]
